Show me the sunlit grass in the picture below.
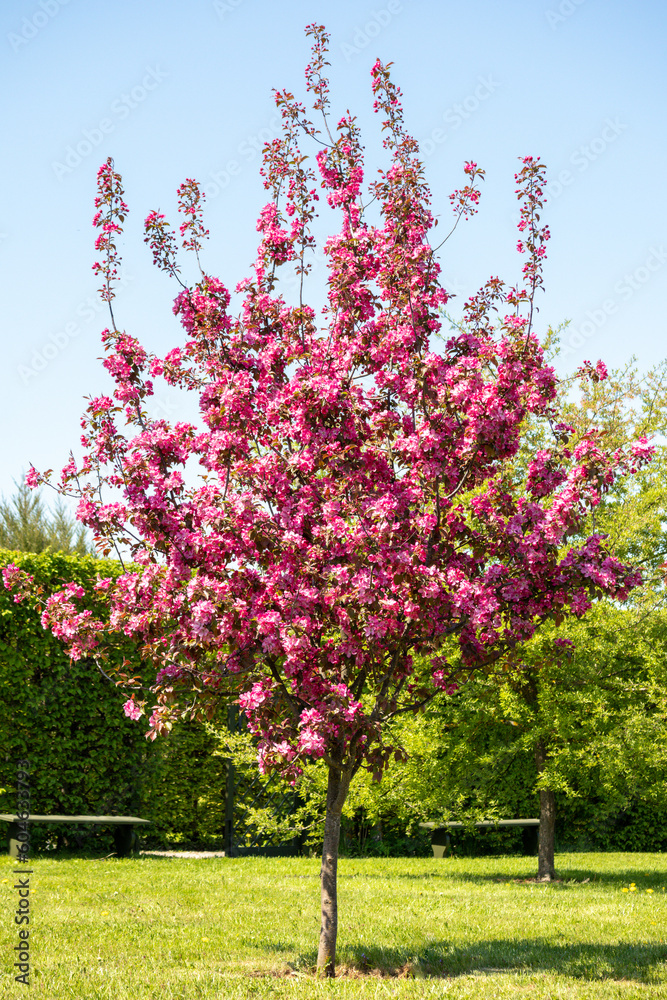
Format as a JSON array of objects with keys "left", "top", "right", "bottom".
[{"left": 1, "top": 852, "right": 666, "bottom": 997}]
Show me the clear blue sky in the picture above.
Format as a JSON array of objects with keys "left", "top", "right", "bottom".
[{"left": 1, "top": 0, "right": 666, "bottom": 502}]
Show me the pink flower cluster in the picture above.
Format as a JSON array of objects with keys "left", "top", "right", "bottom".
[
  {"left": 123, "top": 698, "right": 143, "bottom": 721},
  {"left": 40, "top": 583, "right": 104, "bottom": 661},
  {"left": 1, "top": 564, "right": 34, "bottom": 604}
]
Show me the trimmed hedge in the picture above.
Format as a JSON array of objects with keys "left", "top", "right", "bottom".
[
  {"left": 0, "top": 550, "right": 228, "bottom": 852},
  {"left": 0, "top": 550, "right": 148, "bottom": 851},
  {"left": 142, "top": 720, "right": 228, "bottom": 850}
]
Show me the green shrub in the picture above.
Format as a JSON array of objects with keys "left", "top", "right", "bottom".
[
  {"left": 0, "top": 550, "right": 229, "bottom": 852},
  {"left": 0, "top": 550, "right": 150, "bottom": 851},
  {"left": 142, "top": 719, "right": 228, "bottom": 849}
]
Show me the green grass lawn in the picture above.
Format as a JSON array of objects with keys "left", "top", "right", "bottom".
[{"left": 2, "top": 852, "right": 667, "bottom": 998}]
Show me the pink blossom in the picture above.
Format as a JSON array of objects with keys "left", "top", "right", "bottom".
[
  {"left": 123, "top": 699, "right": 143, "bottom": 721},
  {"left": 25, "top": 467, "right": 40, "bottom": 489},
  {"left": 297, "top": 728, "right": 326, "bottom": 756},
  {"left": 239, "top": 680, "right": 273, "bottom": 712}
]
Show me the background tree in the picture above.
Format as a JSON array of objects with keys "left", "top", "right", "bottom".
[
  {"left": 496, "top": 605, "right": 667, "bottom": 879},
  {"left": 5, "top": 27, "right": 650, "bottom": 976},
  {"left": 514, "top": 353, "right": 667, "bottom": 876},
  {"left": 0, "top": 478, "right": 90, "bottom": 555},
  {"left": 348, "top": 602, "right": 667, "bottom": 868}
]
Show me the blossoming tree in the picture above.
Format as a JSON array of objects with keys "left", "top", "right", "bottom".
[{"left": 7, "top": 26, "right": 651, "bottom": 976}]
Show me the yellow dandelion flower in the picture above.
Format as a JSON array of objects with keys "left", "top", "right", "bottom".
[
  {"left": 646, "top": 889, "right": 654, "bottom": 894},
  {"left": 630, "top": 886, "right": 637, "bottom": 892},
  {"left": 622, "top": 888, "right": 629, "bottom": 892},
  {"left": 202, "top": 937, "right": 210, "bottom": 942},
  {"left": 101, "top": 911, "right": 109, "bottom": 916}
]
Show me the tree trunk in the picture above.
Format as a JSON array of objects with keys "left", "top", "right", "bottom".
[
  {"left": 316, "top": 761, "right": 351, "bottom": 977},
  {"left": 535, "top": 740, "right": 556, "bottom": 880}
]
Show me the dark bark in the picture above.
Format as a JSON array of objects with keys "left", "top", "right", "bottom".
[
  {"left": 535, "top": 739, "right": 556, "bottom": 880},
  {"left": 316, "top": 760, "right": 351, "bottom": 977}
]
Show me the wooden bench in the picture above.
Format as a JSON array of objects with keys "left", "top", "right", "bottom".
[
  {"left": 0, "top": 814, "right": 151, "bottom": 858},
  {"left": 420, "top": 819, "right": 540, "bottom": 858}
]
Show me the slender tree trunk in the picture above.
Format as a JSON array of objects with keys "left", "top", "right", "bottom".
[
  {"left": 535, "top": 740, "right": 556, "bottom": 880},
  {"left": 316, "top": 761, "right": 351, "bottom": 977}
]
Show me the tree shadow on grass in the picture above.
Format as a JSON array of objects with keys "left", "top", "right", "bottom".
[
  {"left": 368, "top": 866, "right": 667, "bottom": 889},
  {"left": 239, "top": 936, "right": 667, "bottom": 982},
  {"left": 331, "top": 938, "right": 667, "bottom": 982},
  {"left": 441, "top": 867, "right": 667, "bottom": 889}
]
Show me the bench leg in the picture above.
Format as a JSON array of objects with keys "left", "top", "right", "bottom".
[
  {"left": 522, "top": 825, "right": 539, "bottom": 855},
  {"left": 113, "top": 826, "right": 138, "bottom": 858},
  {"left": 430, "top": 829, "right": 451, "bottom": 859},
  {"left": 7, "top": 822, "right": 31, "bottom": 860},
  {"left": 8, "top": 822, "right": 22, "bottom": 859}
]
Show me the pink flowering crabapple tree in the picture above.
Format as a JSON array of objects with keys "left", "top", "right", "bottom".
[{"left": 5, "top": 26, "right": 652, "bottom": 977}]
